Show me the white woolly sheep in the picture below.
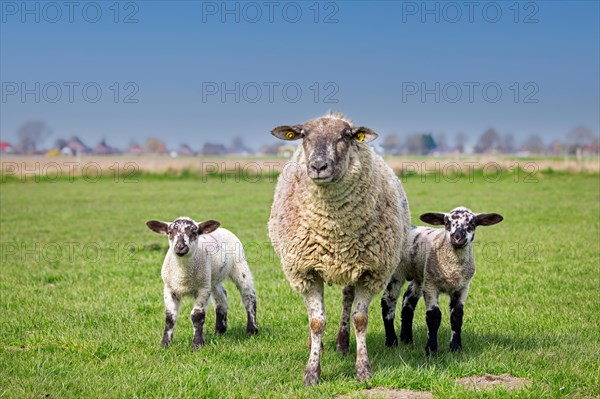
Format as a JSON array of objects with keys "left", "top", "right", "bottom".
[
  {"left": 146, "top": 217, "right": 258, "bottom": 349},
  {"left": 381, "top": 207, "right": 503, "bottom": 355},
  {"left": 268, "top": 112, "right": 410, "bottom": 385}
]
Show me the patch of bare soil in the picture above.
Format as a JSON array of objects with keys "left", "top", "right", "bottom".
[
  {"left": 338, "top": 387, "right": 433, "bottom": 399},
  {"left": 455, "top": 374, "right": 532, "bottom": 391}
]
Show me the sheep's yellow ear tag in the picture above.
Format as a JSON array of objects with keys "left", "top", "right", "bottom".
[
  {"left": 356, "top": 132, "right": 365, "bottom": 142},
  {"left": 286, "top": 131, "right": 295, "bottom": 140}
]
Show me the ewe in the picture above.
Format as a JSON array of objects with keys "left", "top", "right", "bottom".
[{"left": 268, "top": 112, "right": 410, "bottom": 385}]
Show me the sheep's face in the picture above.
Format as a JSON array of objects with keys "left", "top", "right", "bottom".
[
  {"left": 271, "top": 115, "right": 378, "bottom": 185},
  {"left": 420, "top": 207, "right": 503, "bottom": 249},
  {"left": 146, "top": 217, "right": 220, "bottom": 257}
]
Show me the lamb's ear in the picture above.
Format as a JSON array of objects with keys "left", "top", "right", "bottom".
[
  {"left": 271, "top": 125, "right": 304, "bottom": 141},
  {"left": 146, "top": 220, "right": 169, "bottom": 234},
  {"left": 352, "top": 127, "right": 378, "bottom": 143},
  {"left": 475, "top": 213, "right": 504, "bottom": 226},
  {"left": 197, "top": 220, "right": 220, "bottom": 234},
  {"left": 420, "top": 213, "right": 446, "bottom": 226}
]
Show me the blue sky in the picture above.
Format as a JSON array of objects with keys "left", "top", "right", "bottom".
[{"left": 1, "top": 0, "right": 598, "bottom": 150}]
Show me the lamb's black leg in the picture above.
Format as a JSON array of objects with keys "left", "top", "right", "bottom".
[
  {"left": 425, "top": 306, "right": 441, "bottom": 356},
  {"left": 381, "top": 273, "right": 405, "bottom": 347},
  {"left": 449, "top": 289, "right": 467, "bottom": 352},
  {"left": 399, "top": 281, "right": 422, "bottom": 344}
]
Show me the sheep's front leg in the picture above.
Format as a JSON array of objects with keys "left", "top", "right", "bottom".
[
  {"left": 353, "top": 286, "right": 374, "bottom": 381},
  {"left": 212, "top": 285, "right": 228, "bottom": 335},
  {"left": 303, "top": 279, "right": 325, "bottom": 386},
  {"left": 449, "top": 287, "right": 468, "bottom": 352},
  {"left": 423, "top": 286, "right": 441, "bottom": 356},
  {"left": 399, "top": 281, "right": 422, "bottom": 344},
  {"left": 191, "top": 286, "right": 211, "bottom": 349},
  {"left": 335, "top": 285, "right": 354, "bottom": 354},
  {"left": 381, "top": 272, "right": 405, "bottom": 347},
  {"left": 162, "top": 287, "right": 181, "bottom": 347}
]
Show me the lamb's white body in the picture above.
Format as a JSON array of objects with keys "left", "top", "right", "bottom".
[
  {"left": 161, "top": 228, "right": 249, "bottom": 298},
  {"left": 147, "top": 218, "right": 258, "bottom": 349}
]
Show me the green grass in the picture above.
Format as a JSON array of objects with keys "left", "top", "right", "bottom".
[{"left": 0, "top": 171, "right": 598, "bottom": 398}]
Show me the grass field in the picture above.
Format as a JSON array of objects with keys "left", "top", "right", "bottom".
[{"left": 0, "top": 166, "right": 598, "bottom": 398}]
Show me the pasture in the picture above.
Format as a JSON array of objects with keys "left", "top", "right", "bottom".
[{"left": 0, "top": 163, "right": 598, "bottom": 398}]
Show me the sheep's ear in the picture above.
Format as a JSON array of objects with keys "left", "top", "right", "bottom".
[
  {"left": 420, "top": 213, "right": 446, "bottom": 226},
  {"left": 146, "top": 220, "right": 169, "bottom": 234},
  {"left": 475, "top": 213, "right": 504, "bottom": 226},
  {"left": 352, "top": 127, "right": 378, "bottom": 143},
  {"left": 197, "top": 220, "right": 220, "bottom": 234},
  {"left": 271, "top": 125, "right": 304, "bottom": 141}
]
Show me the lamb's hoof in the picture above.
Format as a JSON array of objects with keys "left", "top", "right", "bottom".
[
  {"left": 399, "top": 330, "right": 413, "bottom": 344},
  {"left": 192, "top": 337, "right": 205, "bottom": 350},
  {"left": 356, "top": 360, "right": 372, "bottom": 382},
  {"left": 335, "top": 330, "right": 350, "bottom": 354},
  {"left": 161, "top": 341, "right": 170, "bottom": 348},
  {"left": 385, "top": 335, "right": 398, "bottom": 347},
  {"left": 424, "top": 345, "right": 438, "bottom": 356},
  {"left": 303, "top": 364, "right": 320, "bottom": 386},
  {"left": 215, "top": 327, "right": 227, "bottom": 335},
  {"left": 246, "top": 325, "right": 258, "bottom": 336},
  {"left": 450, "top": 341, "right": 462, "bottom": 352}
]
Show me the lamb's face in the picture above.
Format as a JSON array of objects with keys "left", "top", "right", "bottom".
[
  {"left": 271, "top": 115, "right": 378, "bottom": 185},
  {"left": 420, "top": 207, "right": 504, "bottom": 250},
  {"left": 167, "top": 218, "right": 200, "bottom": 257},
  {"left": 146, "top": 217, "right": 221, "bottom": 257},
  {"left": 444, "top": 208, "right": 477, "bottom": 249}
]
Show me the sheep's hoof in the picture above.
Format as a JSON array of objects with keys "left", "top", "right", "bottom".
[
  {"left": 450, "top": 341, "right": 462, "bottom": 352},
  {"left": 335, "top": 330, "right": 350, "bottom": 354},
  {"left": 356, "top": 360, "right": 372, "bottom": 382},
  {"left": 161, "top": 336, "right": 171, "bottom": 348},
  {"left": 303, "top": 364, "right": 320, "bottom": 386}
]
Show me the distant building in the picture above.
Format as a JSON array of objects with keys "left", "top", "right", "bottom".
[
  {"left": 61, "top": 136, "right": 91, "bottom": 155},
  {"left": 178, "top": 144, "right": 196, "bottom": 156},
  {"left": 202, "top": 143, "right": 227, "bottom": 156},
  {"left": 93, "top": 140, "right": 120, "bottom": 155},
  {"left": 127, "top": 144, "right": 144, "bottom": 155},
  {"left": 0, "top": 141, "right": 14, "bottom": 154}
]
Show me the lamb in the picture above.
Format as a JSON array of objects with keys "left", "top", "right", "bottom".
[
  {"left": 146, "top": 217, "right": 258, "bottom": 349},
  {"left": 268, "top": 112, "right": 410, "bottom": 385},
  {"left": 381, "top": 207, "right": 503, "bottom": 355}
]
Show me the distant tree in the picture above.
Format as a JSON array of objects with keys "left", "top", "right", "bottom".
[
  {"left": 381, "top": 134, "right": 403, "bottom": 155},
  {"left": 405, "top": 133, "right": 436, "bottom": 155},
  {"left": 434, "top": 133, "right": 448, "bottom": 153},
  {"left": 567, "top": 126, "right": 595, "bottom": 148},
  {"left": 454, "top": 132, "right": 467, "bottom": 153},
  {"left": 523, "top": 135, "right": 546, "bottom": 154},
  {"left": 474, "top": 128, "right": 501, "bottom": 154},
  {"left": 17, "top": 120, "right": 52, "bottom": 153},
  {"left": 230, "top": 137, "right": 253, "bottom": 154},
  {"left": 499, "top": 133, "right": 516, "bottom": 154},
  {"left": 54, "top": 138, "right": 68, "bottom": 149},
  {"left": 549, "top": 140, "right": 568, "bottom": 155}
]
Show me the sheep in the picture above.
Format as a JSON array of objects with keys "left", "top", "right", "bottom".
[
  {"left": 146, "top": 217, "right": 258, "bottom": 349},
  {"left": 268, "top": 112, "right": 410, "bottom": 385},
  {"left": 381, "top": 207, "right": 503, "bottom": 355}
]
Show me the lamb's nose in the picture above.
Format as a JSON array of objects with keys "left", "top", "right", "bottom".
[{"left": 310, "top": 159, "right": 328, "bottom": 173}]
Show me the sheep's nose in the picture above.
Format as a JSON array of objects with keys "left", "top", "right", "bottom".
[{"left": 310, "top": 158, "right": 328, "bottom": 173}]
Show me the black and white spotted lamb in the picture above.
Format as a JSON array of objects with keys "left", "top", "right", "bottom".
[
  {"left": 146, "top": 217, "right": 258, "bottom": 349},
  {"left": 381, "top": 207, "right": 503, "bottom": 355}
]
